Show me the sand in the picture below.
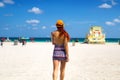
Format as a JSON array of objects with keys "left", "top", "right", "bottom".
[{"left": 0, "top": 42, "right": 120, "bottom": 80}]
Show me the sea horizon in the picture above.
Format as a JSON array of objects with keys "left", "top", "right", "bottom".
[{"left": 0, "top": 37, "right": 120, "bottom": 43}]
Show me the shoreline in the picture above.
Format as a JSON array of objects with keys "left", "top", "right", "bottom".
[
  {"left": 1, "top": 37, "right": 120, "bottom": 43},
  {"left": 0, "top": 41, "right": 120, "bottom": 46}
]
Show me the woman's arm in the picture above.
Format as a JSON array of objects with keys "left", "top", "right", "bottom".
[
  {"left": 51, "top": 32, "right": 55, "bottom": 45},
  {"left": 64, "top": 37, "right": 69, "bottom": 62}
]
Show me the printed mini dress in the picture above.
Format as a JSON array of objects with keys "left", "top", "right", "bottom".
[{"left": 53, "top": 45, "right": 66, "bottom": 61}]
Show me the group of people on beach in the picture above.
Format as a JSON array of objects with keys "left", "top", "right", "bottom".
[{"left": 0, "top": 38, "right": 27, "bottom": 46}]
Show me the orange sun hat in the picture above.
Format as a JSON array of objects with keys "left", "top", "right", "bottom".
[{"left": 56, "top": 20, "right": 64, "bottom": 27}]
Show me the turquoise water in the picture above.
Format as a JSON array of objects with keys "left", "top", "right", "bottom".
[{"left": 1, "top": 37, "right": 120, "bottom": 43}]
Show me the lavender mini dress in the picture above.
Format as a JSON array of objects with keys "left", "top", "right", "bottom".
[{"left": 53, "top": 45, "right": 66, "bottom": 61}]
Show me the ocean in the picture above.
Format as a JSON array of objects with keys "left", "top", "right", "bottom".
[{"left": 0, "top": 37, "right": 120, "bottom": 43}]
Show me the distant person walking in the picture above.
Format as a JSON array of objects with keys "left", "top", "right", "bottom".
[
  {"left": 51, "top": 20, "right": 70, "bottom": 80},
  {"left": 1, "top": 38, "right": 5, "bottom": 46},
  {"left": 119, "top": 40, "right": 120, "bottom": 45},
  {"left": 0, "top": 40, "right": 3, "bottom": 46},
  {"left": 22, "top": 39, "right": 26, "bottom": 46}
]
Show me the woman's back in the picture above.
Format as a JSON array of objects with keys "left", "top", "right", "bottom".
[{"left": 52, "top": 30, "right": 65, "bottom": 46}]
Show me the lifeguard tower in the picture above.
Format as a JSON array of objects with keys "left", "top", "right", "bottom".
[{"left": 84, "top": 26, "right": 105, "bottom": 44}]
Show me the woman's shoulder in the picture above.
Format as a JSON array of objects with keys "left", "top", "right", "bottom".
[
  {"left": 52, "top": 30, "right": 59, "bottom": 35},
  {"left": 51, "top": 30, "right": 57, "bottom": 33}
]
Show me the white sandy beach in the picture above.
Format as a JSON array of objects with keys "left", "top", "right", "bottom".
[{"left": 0, "top": 42, "right": 120, "bottom": 80}]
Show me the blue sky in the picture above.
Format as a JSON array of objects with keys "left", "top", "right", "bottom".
[{"left": 0, "top": 0, "right": 120, "bottom": 38}]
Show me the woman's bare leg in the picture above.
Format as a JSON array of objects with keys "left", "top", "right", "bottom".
[
  {"left": 53, "top": 60, "right": 59, "bottom": 80},
  {"left": 60, "top": 61, "right": 66, "bottom": 80}
]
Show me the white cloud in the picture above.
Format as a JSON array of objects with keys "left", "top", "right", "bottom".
[
  {"left": 111, "top": 0, "right": 117, "bottom": 6},
  {"left": 3, "top": 0, "right": 14, "bottom": 4},
  {"left": 42, "top": 26, "right": 46, "bottom": 29},
  {"left": 26, "top": 19, "right": 40, "bottom": 26},
  {"left": 114, "top": 18, "right": 120, "bottom": 23},
  {"left": 98, "top": 3, "right": 112, "bottom": 8},
  {"left": 32, "top": 27, "right": 38, "bottom": 30},
  {"left": 105, "top": 16, "right": 120, "bottom": 26},
  {"left": 4, "top": 27, "right": 9, "bottom": 30},
  {"left": 28, "top": 7, "right": 43, "bottom": 14},
  {"left": 99, "top": 0, "right": 118, "bottom": 9},
  {"left": 0, "top": 2, "right": 4, "bottom": 7},
  {"left": 26, "top": 19, "right": 40, "bottom": 24},
  {"left": 4, "top": 14, "right": 13, "bottom": 16},
  {"left": 0, "top": 0, "right": 14, "bottom": 8},
  {"left": 105, "top": 21, "right": 115, "bottom": 26},
  {"left": 51, "top": 25, "right": 56, "bottom": 28}
]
